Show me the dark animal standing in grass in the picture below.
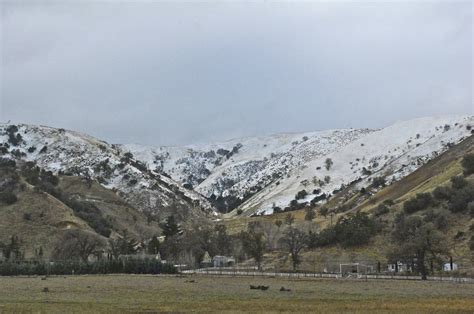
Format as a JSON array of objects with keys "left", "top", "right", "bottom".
[{"left": 280, "top": 287, "right": 291, "bottom": 292}]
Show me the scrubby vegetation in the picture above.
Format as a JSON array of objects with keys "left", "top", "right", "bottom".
[
  {"left": 308, "top": 212, "right": 377, "bottom": 248},
  {"left": 403, "top": 193, "right": 433, "bottom": 214},
  {"left": 461, "top": 153, "right": 474, "bottom": 176}
]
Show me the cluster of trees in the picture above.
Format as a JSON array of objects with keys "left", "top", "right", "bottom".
[
  {"left": 0, "top": 236, "right": 23, "bottom": 261},
  {"left": 237, "top": 212, "right": 379, "bottom": 271},
  {"left": 388, "top": 153, "right": 474, "bottom": 279},
  {"left": 0, "top": 259, "right": 176, "bottom": 276},
  {"left": 6, "top": 125, "right": 23, "bottom": 147},
  {"left": 388, "top": 212, "right": 448, "bottom": 280},
  {"left": 0, "top": 158, "right": 20, "bottom": 205},
  {"left": 307, "top": 212, "right": 378, "bottom": 248},
  {"left": 404, "top": 156, "right": 474, "bottom": 216}
]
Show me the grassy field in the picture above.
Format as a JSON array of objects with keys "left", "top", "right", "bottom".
[{"left": 0, "top": 275, "right": 473, "bottom": 313}]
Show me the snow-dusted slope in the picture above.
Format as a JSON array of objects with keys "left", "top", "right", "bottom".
[
  {"left": 122, "top": 128, "right": 373, "bottom": 211},
  {"left": 0, "top": 124, "right": 213, "bottom": 219},
  {"left": 238, "top": 115, "right": 474, "bottom": 215},
  {"left": 2, "top": 115, "right": 472, "bottom": 219},
  {"left": 124, "top": 115, "right": 473, "bottom": 216}
]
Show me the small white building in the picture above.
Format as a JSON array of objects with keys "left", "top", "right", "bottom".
[
  {"left": 213, "top": 255, "right": 236, "bottom": 268},
  {"left": 387, "top": 261, "right": 413, "bottom": 273},
  {"left": 443, "top": 262, "right": 458, "bottom": 271}
]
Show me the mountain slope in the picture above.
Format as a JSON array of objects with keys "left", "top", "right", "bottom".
[
  {"left": 221, "top": 133, "right": 474, "bottom": 275},
  {"left": 125, "top": 115, "right": 473, "bottom": 216},
  {"left": 237, "top": 115, "right": 474, "bottom": 215},
  {"left": 0, "top": 160, "right": 164, "bottom": 259},
  {"left": 123, "top": 129, "right": 374, "bottom": 212},
  {"left": 0, "top": 124, "right": 213, "bottom": 221}
]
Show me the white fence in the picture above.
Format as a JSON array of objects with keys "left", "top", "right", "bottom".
[{"left": 182, "top": 268, "right": 474, "bottom": 283}]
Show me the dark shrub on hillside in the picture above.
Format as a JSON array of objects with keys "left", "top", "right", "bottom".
[
  {"left": 59, "top": 196, "right": 112, "bottom": 237},
  {"left": 310, "top": 193, "right": 328, "bottom": 205},
  {"left": 307, "top": 212, "right": 377, "bottom": 248},
  {"left": 371, "top": 176, "right": 386, "bottom": 188},
  {"left": 461, "top": 153, "right": 474, "bottom": 176},
  {"left": 6, "top": 125, "right": 23, "bottom": 146},
  {"left": 383, "top": 199, "right": 395, "bottom": 206},
  {"left": 273, "top": 207, "right": 282, "bottom": 214},
  {"left": 307, "top": 228, "right": 336, "bottom": 248},
  {"left": 362, "top": 167, "right": 372, "bottom": 176},
  {"left": 319, "top": 207, "right": 329, "bottom": 217},
  {"left": 183, "top": 183, "right": 193, "bottom": 190},
  {"left": 423, "top": 209, "right": 449, "bottom": 230},
  {"left": 295, "top": 189, "right": 308, "bottom": 200},
  {"left": 451, "top": 176, "right": 468, "bottom": 190},
  {"left": 0, "top": 191, "right": 18, "bottom": 205},
  {"left": 21, "top": 163, "right": 59, "bottom": 188},
  {"left": 469, "top": 202, "right": 474, "bottom": 217},
  {"left": 403, "top": 193, "right": 433, "bottom": 214},
  {"left": 335, "top": 213, "right": 377, "bottom": 247},
  {"left": 0, "top": 158, "right": 16, "bottom": 168},
  {"left": 6, "top": 125, "right": 18, "bottom": 133},
  {"left": 432, "top": 186, "right": 452, "bottom": 201},
  {"left": 10, "top": 149, "right": 26, "bottom": 158},
  {"left": 448, "top": 184, "right": 474, "bottom": 213},
  {"left": 374, "top": 204, "right": 389, "bottom": 216}
]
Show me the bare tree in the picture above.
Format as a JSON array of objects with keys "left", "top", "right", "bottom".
[
  {"left": 280, "top": 227, "right": 307, "bottom": 271},
  {"left": 261, "top": 221, "right": 280, "bottom": 251},
  {"left": 53, "top": 230, "right": 104, "bottom": 262},
  {"left": 240, "top": 228, "right": 265, "bottom": 270}
]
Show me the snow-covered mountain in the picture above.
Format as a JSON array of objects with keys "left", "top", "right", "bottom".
[
  {"left": 123, "top": 115, "right": 474, "bottom": 216},
  {"left": 2, "top": 115, "right": 472, "bottom": 219},
  {"left": 0, "top": 124, "right": 213, "bottom": 220}
]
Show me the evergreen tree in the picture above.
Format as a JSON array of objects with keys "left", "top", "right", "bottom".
[
  {"left": 214, "top": 224, "right": 232, "bottom": 255},
  {"left": 161, "top": 215, "right": 181, "bottom": 239},
  {"left": 147, "top": 236, "right": 161, "bottom": 255}
]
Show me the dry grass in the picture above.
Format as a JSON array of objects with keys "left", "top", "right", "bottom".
[{"left": 0, "top": 275, "right": 473, "bottom": 313}]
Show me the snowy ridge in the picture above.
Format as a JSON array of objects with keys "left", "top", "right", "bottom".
[
  {"left": 121, "top": 128, "right": 373, "bottom": 211},
  {"left": 0, "top": 124, "right": 213, "bottom": 218},
  {"left": 239, "top": 115, "right": 474, "bottom": 215},
  {"left": 124, "top": 115, "right": 473, "bottom": 216},
  {"left": 2, "top": 115, "right": 472, "bottom": 219}
]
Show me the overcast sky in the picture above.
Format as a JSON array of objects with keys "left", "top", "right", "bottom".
[{"left": 1, "top": 1, "right": 472, "bottom": 146}]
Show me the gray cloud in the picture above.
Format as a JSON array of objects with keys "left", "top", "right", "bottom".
[{"left": 1, "top": 1, "right": 472, "bottom": 145}]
